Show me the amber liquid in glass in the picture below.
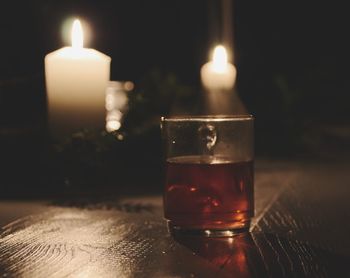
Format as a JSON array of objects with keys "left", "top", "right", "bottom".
[{"left": 164, "top": 156, "right": 254, "bottom": 231}]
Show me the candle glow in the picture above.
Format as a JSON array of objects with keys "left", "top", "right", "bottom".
[
  {"left": 212, "top": 45, "right": 228, "bottom": 73},
  {"left": 71, "top": 19, "right": 83, "bottom": 49}
]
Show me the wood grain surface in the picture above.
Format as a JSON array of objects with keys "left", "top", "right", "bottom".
[{"left": 0, "top": 161, "right": 349, "bottom": 277}]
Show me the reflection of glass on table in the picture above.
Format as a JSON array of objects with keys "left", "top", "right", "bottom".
[{"left": 172, "top": 233, "right": 266, "bottom": 277}]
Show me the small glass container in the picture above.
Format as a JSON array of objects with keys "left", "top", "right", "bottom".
[{"left": 161, "top": 115, "right": 254, "bottom": 237}]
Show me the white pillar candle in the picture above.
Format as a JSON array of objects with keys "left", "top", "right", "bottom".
[
  {"left": 200, "top": 45, "right": 236, "bottom": 92},
  {"left": 45, "top": 19, "right": 111, "bottom": 138},
  {"left": 200, "top": 45, "right": 246, "bottom": 114}
]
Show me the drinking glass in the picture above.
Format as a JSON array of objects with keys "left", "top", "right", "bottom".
[{"left": 161, "top": 115, "right": 254, "bottom": 237}]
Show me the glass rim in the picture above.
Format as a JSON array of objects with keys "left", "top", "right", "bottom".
[{"left": 161, "top": 114, "right": 254, "bottom": 122}]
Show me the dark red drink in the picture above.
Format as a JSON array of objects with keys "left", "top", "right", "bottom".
[{"left": 164, "top": 155, "right": 254, "bottom": 231}]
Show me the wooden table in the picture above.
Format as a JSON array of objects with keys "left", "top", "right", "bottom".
[{"left": 0, "top": 161, "right": 349, "bottom": 277}]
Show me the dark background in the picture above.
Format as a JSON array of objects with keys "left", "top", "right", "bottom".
[{"left": 0, "top": 0, "right": 349, "bottom": 197}]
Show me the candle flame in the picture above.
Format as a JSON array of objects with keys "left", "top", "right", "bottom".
[
  {"left": 212, "top": 45, "right": 228, "bottom": 73},
  {"left": 71, "top": 19, "right": 84, "bottom": 48}
]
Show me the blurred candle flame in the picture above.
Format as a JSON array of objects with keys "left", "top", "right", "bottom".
[
  {"left": 212, "top": 45, "right": 228, "bottom": 73},
  {"left": 71, "top": 19, "right": 84, "bottom": 49}
]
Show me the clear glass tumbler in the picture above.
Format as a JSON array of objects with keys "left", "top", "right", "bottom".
[{"left": 161, "top": 115, "right": 254, "bottom": 237}]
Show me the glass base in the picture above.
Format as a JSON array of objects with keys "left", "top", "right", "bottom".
[{"left": 168, "top": 220, "right": 250, "bottom": 237}]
